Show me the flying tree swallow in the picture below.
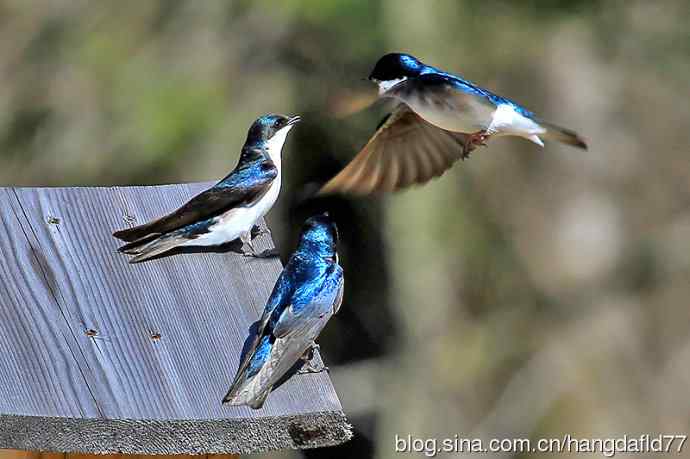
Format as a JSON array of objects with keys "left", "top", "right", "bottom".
[
  {"left": 320, "top": 53, "right": 587, "bottom": 195},
  {"left": 222, "top": 213, "right": 344, "bottom": 409},
  {"left": 113, "top": 113, "right": 300, "bottom": 263}
]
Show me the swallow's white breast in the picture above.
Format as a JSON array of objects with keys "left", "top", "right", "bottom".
[
  {"left": 185, "top": 125, "right": 291, "bottom": 247},
  {"left": 378, "top": 77, "right": 407, "bottom": 95},
  {"left": 199, "top": 175, "right": 281, "bottom": 246}
]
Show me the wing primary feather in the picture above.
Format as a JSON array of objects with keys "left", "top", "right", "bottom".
[{"left": 319, "top": 104, "right": 470, "bottom": 195}]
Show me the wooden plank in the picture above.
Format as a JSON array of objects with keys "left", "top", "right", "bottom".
[
  {"left": 0, "top": 184, "right": 351, "bottom": 454},
  {"left": 0, "top": 449, "right": 240, "bottom": 459},
  {"left": 0, "top": 189, "right": 100, "bottom": 419}
]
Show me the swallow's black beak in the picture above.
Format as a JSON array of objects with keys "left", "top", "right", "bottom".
[{"left": 287, "top": 115, "right": 301, "bottom": 126}]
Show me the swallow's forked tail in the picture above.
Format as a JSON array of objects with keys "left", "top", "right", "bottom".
[
  {"left": 538, "top": 120, "right": 588, "bottom": 150},
  {"left": 118, "top": 233, "right": 187, "bottom": 263}
]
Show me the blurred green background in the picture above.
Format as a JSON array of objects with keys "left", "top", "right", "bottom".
[{"left": 2, "top": 1, "right": 689, "bottom": 458}]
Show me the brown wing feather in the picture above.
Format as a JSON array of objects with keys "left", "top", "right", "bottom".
[{"left": 318, "top": 105, "right": 471, "bottom": 196}]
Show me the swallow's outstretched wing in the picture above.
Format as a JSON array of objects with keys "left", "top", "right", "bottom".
[
  {"left": 318, "top": 104, "right": 472, "bottom": 195},
  {"left": 113, "top": 148, "right": 277, "bottom": 243}
]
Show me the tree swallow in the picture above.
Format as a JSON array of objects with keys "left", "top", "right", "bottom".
[
  {"left": 320, "top": 53, "right": 587, "bottom": 195},
  {"left": 113, "top": 113, "right": 300, "bottom": 263},
  {"left": 222, "top": 213, "right": 344, "bottom": 409}
]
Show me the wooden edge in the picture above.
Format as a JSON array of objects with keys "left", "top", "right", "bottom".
[
  {"left": 0, "top": 412, "right": 352, "bottom": 455},
  {"left": 0, "top": 450, "right": 240, "bottom": 459}
]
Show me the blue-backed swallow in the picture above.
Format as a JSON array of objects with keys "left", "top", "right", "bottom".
[
  {"left": 113, "top": 114, "right": 300, "bottom": 263},
  {"left": 320, "top": 53, "right": 587, "bottom": 195},
  {"left": 222, "top": 213, "right": 343, "bottom": 409}
]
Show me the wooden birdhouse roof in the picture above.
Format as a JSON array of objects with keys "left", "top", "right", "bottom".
[{"left": 0, "top": 183, "right": 351, "bottom": 455}]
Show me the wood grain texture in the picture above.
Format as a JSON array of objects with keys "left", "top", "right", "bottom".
[
  {"left": 0, "top": 184, "right": 351, "bottom": 454},
  {"left": 0, "top": 449, "right": 239, "bottom": 459}
]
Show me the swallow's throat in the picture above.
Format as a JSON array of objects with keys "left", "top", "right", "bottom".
[{"left": 377, "top": 77, "right": 407, "bottom": 95}]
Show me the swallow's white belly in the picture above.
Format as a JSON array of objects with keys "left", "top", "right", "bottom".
[
  {"left": 399, "top": 91, "right": 543, "bottom": 138},
  {"left": 186, "top": 177, "right": 281, "bottom": 247},
  {"left": 487, "top": 104, "right": 544, "bottom": 136}
]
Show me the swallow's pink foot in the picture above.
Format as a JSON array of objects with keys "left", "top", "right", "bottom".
[{"left": 462, "top": 130, "right": 491, "bottom": 159}]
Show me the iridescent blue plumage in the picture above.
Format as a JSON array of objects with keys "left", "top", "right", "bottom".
[
  {"left": 214, "top": 147, "right": 278, "bottom": 192},
  {"left": 372, "top": 53, "right": 534, "bottom": 118},
  {"left": 246, "top": 335, "right": 273, "bottom": 378},
  {"left": 223, "top": 213, "right": 344, "bottom": 409}
]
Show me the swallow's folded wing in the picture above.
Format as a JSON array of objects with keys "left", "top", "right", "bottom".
[
  {"left": 222, "top": 263, "right": 294, "bottom": 404},
  {"left": 272, "top": 265, "right": 343, "bottom": 339},
  {"left": 113, "top": 151, "right": 277, "bottom": 242},
  {"left": 319, "top": 104, "right": 472, "bottom": 195},
  {"left": 223, "top": 262, "right": 343, "bottom": 407}
]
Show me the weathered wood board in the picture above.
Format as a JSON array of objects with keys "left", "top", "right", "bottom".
[
  {"left": 0, "top": 184, "right": 351, "bottom": 455},
  {"left": 0, "top": 449, "right": 239, "bottom": 459}
]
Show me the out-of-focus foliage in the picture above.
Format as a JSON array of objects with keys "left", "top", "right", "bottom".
[{"left": 1, "top": 1, "right": 689, "bottom": 458}]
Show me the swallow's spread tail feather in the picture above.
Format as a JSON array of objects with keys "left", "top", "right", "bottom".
[{"left": 538, "top": 120, "right": 588, "bottom": 150}]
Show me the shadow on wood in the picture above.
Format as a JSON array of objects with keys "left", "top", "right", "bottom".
[{"left": 0, "top": 184, "right": 351, "bottom": 455}]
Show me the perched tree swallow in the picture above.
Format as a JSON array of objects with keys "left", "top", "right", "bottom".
[
  {"left": 113, "top": 113, "right": 300, "bottom": 263},
  {"left": 222, "top": 213, "right": 343, "bottom": 409},
  {"left": 320, "top": 53, "right": 587, "bottom": 195}
]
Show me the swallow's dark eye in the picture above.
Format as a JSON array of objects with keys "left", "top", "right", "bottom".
[{"left": 273, "top": 120, "right": 281, "bottom": 128}]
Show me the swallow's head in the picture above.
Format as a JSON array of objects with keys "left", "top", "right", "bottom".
[
  {"left": 299, "top": 212, "right": 339, "bottom": 257},
  {"left": 246, "top": 113, "right": 301, "bottom": 158},
  {"left": 369, "top": 53, "right": 423, "bottom": 95}
]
